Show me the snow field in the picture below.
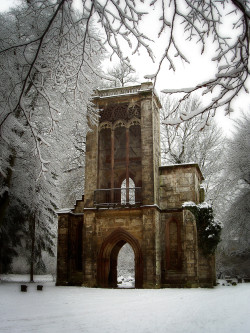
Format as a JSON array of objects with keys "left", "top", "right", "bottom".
[{"left": 0, "top": 280, "right": 250, "bottom": 333}]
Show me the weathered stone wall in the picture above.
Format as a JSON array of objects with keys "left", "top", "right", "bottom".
[
  {"left": 82, "top": 210, "right": 96, "bottom": 286},
  {"left": 182, "top": 209, "right": 199, "bottom": 287},
  {"left": 159, "top": 164, "right": 204, "bottom": 210},
  {"left": 57, "top": 213, "right": 84, "bottom": 286},
  {"left": 159, "top": 164, "right": 204, "bottom": 287},
  {"left": 95, "top": 209, "right": 142, "bottom": 242},
  {"left": 140, "top": 98, "right": 155, "bottom": 205},
  {"left": 73, "top": 196, "right": 85, "bottom": 213},
  {"left": 161, "top": 211, "right": 186, "bottom": 287},
  {"left": 141, "top": 208, "right": 157, "bottom": 288},
  {"left": 153, "top": 100, "right": 161, "bottom": 205},
  {"left": 84, "top": 123, "right": 98, "bottom": 208},
  {"left": 56, "top": 84, "right": 216, "bottom": 289},
  {"left": 198, "top": 250, "right": 216, "bottom": 287},
  {"left": 82, "top": 207, "right": 160, "bottom": 288},
  {"left": 56, "top": 213, "right": 70, "bottom": 285}
]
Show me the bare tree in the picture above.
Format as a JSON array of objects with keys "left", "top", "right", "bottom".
[
  {"left": 104, "top": 61, "right": 139, "bottom": 87},
  {"left": 0, "top": 0, "right": 103, "bottom": 177},
  {"left": 0, "top": 1, "right": 102, "bottom": 273},
  {"left": 216, "top": 113, "right": 250, "bottom": 277},
  {"left": 1, "top": 0, "right": 248, "bottom": 276},
  {"left": 0, "top": 1, "right": 249, "bottom": 172},
  {"left": 161, "top": 96, "right": 225, "bottom": 202},
  {"left": 152, "top": 0, "right": 249, "bottom": 127},
  {"left": 221, "top": 113, "right": 250, "bottom": 251}
]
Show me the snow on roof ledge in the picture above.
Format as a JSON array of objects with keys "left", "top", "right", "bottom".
[
  {"left": 160, "top": 162, "right": 198, "bottom": 168},
  {"left": 160, "top": 163, "right": 204, "bottom": 180},
  {"left": 95, "top": 82, "right": 152, "bottom": 93},
  {"left": 92, "top": 82, "right": 161, "bottom": 108},
  {"left": 56, "top": 208, "right": 73, "bottom": 214},
  {"left": 182, "top": 201, "right": 196, "bottom": 207},
  {"left": 182, "top": 201, "right": 212, "bottom": 209}
]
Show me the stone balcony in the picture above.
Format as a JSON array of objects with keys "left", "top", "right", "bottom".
[{"left": 94, "top": 187, "right": 142, "bottom": 208}]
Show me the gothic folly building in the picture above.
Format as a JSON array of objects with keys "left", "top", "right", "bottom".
[{"left": 56, "top": 82, "right": 216, "bottom": 288}]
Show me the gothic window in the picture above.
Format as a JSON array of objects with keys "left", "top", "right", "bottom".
[
  {"left": 121, "top": 178, "right": 135, "bottom": 205},
  {"left": 114, "top": 126, "right": 126, "bottom": 166},
  {"left": 129, "top": 124, "right": 141, "bottom": 166},
  {"left": 99, "top": 103, "right": 141, "bottom": 123},
  {"left": 99, "top": 127, "right": 111, "bottom": 189},
  {"left": 98, "top": 103, "right": 142, "bottom": 205},
  {"left": 128, "top": 104, "right": 141, "bottom": 119}
]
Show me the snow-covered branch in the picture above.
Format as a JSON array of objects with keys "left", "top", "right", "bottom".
[{"left": 158, "top": 0, "right": 249, "bottom": 123}]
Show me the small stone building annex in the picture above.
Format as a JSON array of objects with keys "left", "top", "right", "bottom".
[{"left": 56, "top": 82, "right": 216, "bottom": 288}]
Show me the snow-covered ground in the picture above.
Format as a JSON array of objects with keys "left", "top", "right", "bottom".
[
  {"left": 117, "top": 275, "right": 135, "bottom": 288},
  {"left": 0, "top": 276, "right": 250, "bottom": 333}
]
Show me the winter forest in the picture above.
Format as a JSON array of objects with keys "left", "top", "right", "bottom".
[
  {"left": 0, "top": 0, "right": 249, "bottom": 288},
  {"left": 0, "top": 1, "right": 250, "bottom": 332}
]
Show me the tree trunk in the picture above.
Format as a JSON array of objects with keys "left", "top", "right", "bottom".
[
  {"left": 0, "top": 152, "right": 16, "bottom": 274},
  {"left": 29, "top": 216, "right": 35, "bottom": 283}
]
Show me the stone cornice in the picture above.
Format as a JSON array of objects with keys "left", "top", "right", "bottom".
[
  {"left": 93, "top": 82, "right": 161, "bottom": 108},
  {"left": 159, "top": 163, "right": 204, "bottom": 181}
]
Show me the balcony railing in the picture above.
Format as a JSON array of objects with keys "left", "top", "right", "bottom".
[{"left": 94, "top": 187, "right": 142, "bottom": 207}]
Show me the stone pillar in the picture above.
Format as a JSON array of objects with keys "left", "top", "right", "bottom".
[
  {"left": 140, "top": 98, "right": 155, "bottom": 205},
  {"left": 84, "top": 124, "right": 98, "bottom": 208},
  {"left": 56, "top": 213, "right": 70, "bottom": 285},
  {"left": 183, "top": 209, "right": 199, "bottom": 287},
  {"left": 198, "top": 251, "right": 216, "bottom": 287},
  {"left": 154, "top": 209, "right": 161, "bottom": 287},
  {"left": 142, "top": 208, "right": 157, "bottom": 288},
  {"left": 83, "top": 210, "right": 97, "bottom": 287},
  {"left": 152, "top": 101, "right": 161, "bottom": 206}
]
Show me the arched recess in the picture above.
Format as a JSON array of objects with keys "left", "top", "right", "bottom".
[
  {"left": 97, "top": 228, "right": 143, "bottom": 288},
  {"left": 166, "top": 218, "right": 182, "bottom": 270}
]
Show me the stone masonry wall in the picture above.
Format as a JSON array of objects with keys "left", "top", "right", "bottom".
[
  {"left": 84, "top": 123, "right": 98, "bottom": 208},
  {"left": 140, "top": 98, "right": 155, "bottom": 205},
  {"left": 83, "top": 210, "right": 97, "bottom": 286},
  {"left": 56, "top": 213, "right": 70, "bottom": 285},
  {"left": 57, "top": 84, "right": 216, "bottom": 289},
  {"left": 153, "top": 101, "right": 161, "bottom": 205},
  {"left": 159, "top": 164, "right": 203, "bottom": 210},
  {"left": 57, "top": 213, "right": 84, "bottom": 286},
  {"left": 183, "top": 209, "right": 199, "bottom": 286},
  {"left": 82, "top": 207, "right": 160, "bottom": 288},
  {"left": 198, "top": 249, "right": 216, "bottom": 287},
  {"left": 160, "top": 211, "right": 187, "bottom": 286}
]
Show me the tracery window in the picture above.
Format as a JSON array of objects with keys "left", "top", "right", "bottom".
[
  {"left": 97, "top": 103, "right": 142, "bottom": 206},
  {"left": 121, "top": 178, "right": 135, "bottom": 205}
]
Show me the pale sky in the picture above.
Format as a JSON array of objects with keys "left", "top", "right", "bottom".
[
  {"left": 1, "top": 0, "right": 248, "bottom": 133},
  {"left": 0, "top": 0, "right": 20, "bottom": 12}
]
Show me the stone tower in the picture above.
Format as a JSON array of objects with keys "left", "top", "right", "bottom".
[{"left": 56, "top": 82, "right": 216, "bottom": 288}]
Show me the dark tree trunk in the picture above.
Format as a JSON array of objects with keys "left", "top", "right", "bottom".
[
  {"left": 0, "top": 152, "right": 16, "bottom": 274},
  {"left": 29, "top": 216, "right": 35, "bottom": 283}
]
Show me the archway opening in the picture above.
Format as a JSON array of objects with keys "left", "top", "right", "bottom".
[
  {"left": 117, "top": 243, "right": 135, "bottom": 288},
  {"left": 97, "top": 228, "right": 143, "bottom": 288}
]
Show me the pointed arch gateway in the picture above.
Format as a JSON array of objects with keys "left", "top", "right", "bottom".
[{"left": 97, "top": 228, "right": 143, "bottom": 288}]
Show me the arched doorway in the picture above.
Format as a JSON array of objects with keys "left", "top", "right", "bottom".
[
  {"left": 117, "top": 243, "right": 135, "bottom": 288},
  {"left": 97, "top": 228, "right": 143, "bottom": 288}
]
